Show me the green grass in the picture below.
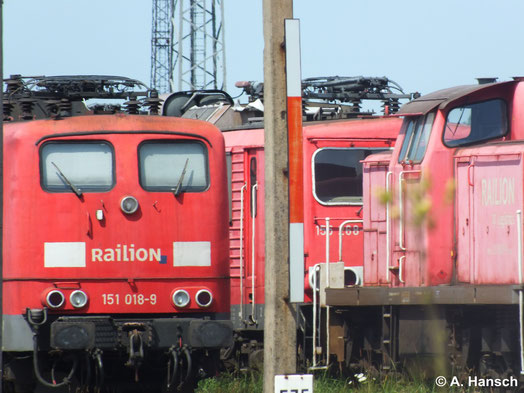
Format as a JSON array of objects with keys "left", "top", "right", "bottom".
[
  {"left": 195, "top": 372, "right": 447, "bottom": 393},
  {"left": 196, "top": 373, "right": 262, "bottom": 393}
]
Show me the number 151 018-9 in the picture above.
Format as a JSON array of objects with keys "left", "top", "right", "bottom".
[{"left": 102, "top": 293, "right": 157, "bottom": 305}]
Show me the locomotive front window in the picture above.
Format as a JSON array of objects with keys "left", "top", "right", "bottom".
[
  {"left": 313, "top": 148, "right": 388, "bottom": 205},
  {"left": 41, "top": 142, "right": 114, "bottom": 193},
  {"left": 443, "top": 99, "right": 507, "bottom": 147},
  {"left": 398, "top": 111, "right": 435, "bottom": 164},
  {"left": 139, "top": 141, "right": 209, "bottom": 192}
]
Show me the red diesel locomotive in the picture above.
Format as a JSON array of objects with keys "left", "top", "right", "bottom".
[
  {"left": 326, "top": 78, "right": 524, "bottom": 380},
  {"left": 2, "top": 76, "right": 232, "bottom": 392}
]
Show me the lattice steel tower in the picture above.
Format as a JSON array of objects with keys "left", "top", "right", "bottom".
[{"left": 150, "top": 0, "right": 226, "bottom": 93}]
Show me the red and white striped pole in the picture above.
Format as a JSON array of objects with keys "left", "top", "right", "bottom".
[{"left": 285, "top": 19, "right": 304, "bottom": 303}]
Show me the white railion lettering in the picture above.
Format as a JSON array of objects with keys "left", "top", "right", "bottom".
[
  {"left": 481, "top": 177, "right": 515, "bottom": 206},
  {"left": 494, "top": 178, "right": 500, "bottom": 205},
  {"left": 92, "top": 249, "right": 103, "bottom": 262},
  {"left": 469, "top": 376, "right": 478, "bottom": 386},
  {"left": 116, "top": 244, "right": 122, "bottom": 261},
  {"left": 103, "top": 249, "right": 115, "bottom": 262},
  {"left": 502, "top": 178, "right": 507, "bottom": 204},
  {"left": 129, "top": 244, "right": 135, "bottom": 261},
  {"left": 136, "top": 248, "right": 148, "bottom": 261},
  {"left": 509, "top": 177, "right": 515, "bottom": 205},
  {"left": 149, "top": 248, "right": 161, "bottom": 262},
  {"left": 482, "top": 179, "right": 487, "bottom": 206},
  {"left": 91, "top": 244, "right": 163, "bottom": 262},
  {"left": 487, "top": 179, "right": 492, "bottom": 205}
]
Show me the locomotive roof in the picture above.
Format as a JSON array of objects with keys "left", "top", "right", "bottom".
[
  {"left": 398, "top": 80, "right": 517, "bottom": 116},
  {"left": 4, "top": 114, "right": 224, "bottom": 147},
  {"left": 223, "top": 116, "right": 401, "bottom": 149},
  {"left": 303, "top": 116, "right": 401, "bottom": 140}
]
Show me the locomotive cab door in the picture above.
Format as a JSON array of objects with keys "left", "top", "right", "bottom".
[
  {"left": 389, "top": 112, "right": 435, "bottom": 287},
  {"left": 455, "top": 158, "right": 474, "bottom": 283},
  {"left": 242, "top": 149, "right": 265, "bottom": 327},
  {"left": 228, "top": 146, "right": 264, "bottom": 328}
]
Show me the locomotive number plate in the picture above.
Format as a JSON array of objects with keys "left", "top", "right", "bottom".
[
  {"left": 102, "top": 293, "right": 157, "bottom": 305},
  {"left": 316, "top": 224, "right": 361, "bottom": 236}
]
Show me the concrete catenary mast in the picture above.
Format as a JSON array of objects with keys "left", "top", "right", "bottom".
[{"left": 150, "top": 0, "right": 226, "bottom": 93}]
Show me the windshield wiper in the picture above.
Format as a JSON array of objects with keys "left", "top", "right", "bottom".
[
  {"left": 52, "top": 162, "right": 83, "bottom": 197},
  {"left": 173, "top": 158, "right": 190, "bottom": 197}
]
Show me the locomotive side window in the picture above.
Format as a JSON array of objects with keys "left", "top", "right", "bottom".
[
  {"left": 139, "top": 141, "right": 209, "bottom": 192},
  {"left": 398, "top": 111, "right": 435, "bottom": 164},
  {"left": 313, "top": 148, "right": 388, "bottom": 205},
  {"left": 41, "top": 142, "right": 114, "bottom": 193},
  {"left": 443, "top": 99, "right": 507, "bottom": 147}
]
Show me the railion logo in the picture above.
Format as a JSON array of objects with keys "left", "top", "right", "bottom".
[
  {"left": 91, "top": 244, "right": 168, "bottom": 264},
  {"left": 481, "top": 177, "right": 515, "bottom": 207}
]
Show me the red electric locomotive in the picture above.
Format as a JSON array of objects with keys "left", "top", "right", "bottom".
[
  {"left": 1, "top": 76, "right": 232, "bottom": 392},
  {"left": 222, "top": 117, "right": 403, "bottom": 368},
  {"left": 326, "top": 78, "right": 524, "bottom": 380},
  {"left": 161, "top": 77, "right": 416, "bottom": 369}
]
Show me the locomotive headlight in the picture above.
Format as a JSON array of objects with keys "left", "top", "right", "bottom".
[
  {"left": 172, "top": 289, "right": 190, "bottom": 308},
  {"left": 195, "top": 289, "right": 213, "bottom": 308},
  {"left": 42, "top": 289, "right": 65, "bottom": 309},
  {"left": 70, "top": 290, "right": 89, "bottom": 309},
  {"left": 120, "top": 195, "right": 139, "bottom": 214}
]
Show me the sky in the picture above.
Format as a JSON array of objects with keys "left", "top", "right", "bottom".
[{"left": 3, "top": 0, "right": 524, "bottom": 103}]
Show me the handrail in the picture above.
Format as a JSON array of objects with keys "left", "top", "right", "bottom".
[
  {"left": 311, "top": 264, "right": 321, "bottom": 368},
  {"left": 239, "top": 183, "right": 247, "bottom": 323},
  {"left": 518, "top": 210, "right": 522, "bottom": 284},
  {"left": 398, "top": 256, "right": 406, "bottom": 283},
  {"left": 338, "top": 219, "right": 364, "bottom": 261},
  {"left": 250, "top": 183, "right": 258, "bottom": 324},
  {"left": 326, "top": 304, "right": 331, "bottom": 367},
  {"left": 517, "top": 210, "right": 524, "bottom": 374},
  {"left": 398, "top": 170, "right": 421, "bottom": 251},
  {"left": 325, "top": 217, "right": 330, "bottom": 288},
  {"left": 324, "top": 217, "right": 331, "bottom": 368},
  {"left": 467, "top": 163, "right": 475, "bottom": 187},
  {"left": 386, "top": 171, "right": 392, "bottom": 282}
]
